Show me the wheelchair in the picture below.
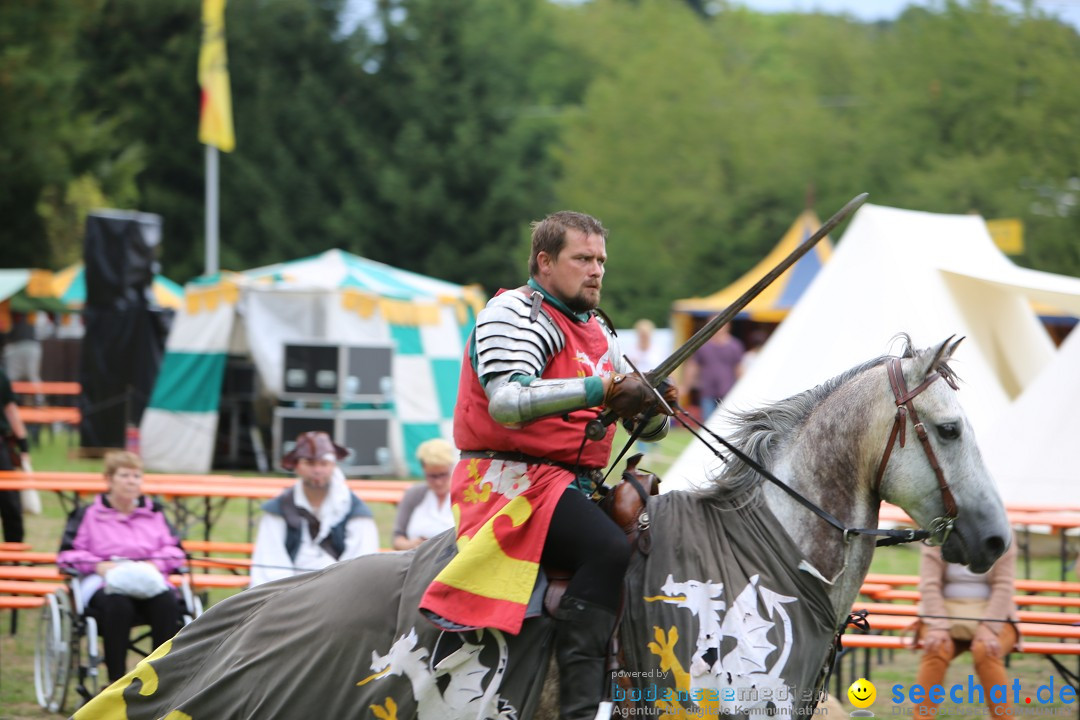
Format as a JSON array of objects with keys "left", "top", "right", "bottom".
[{"left": 33, "top": 569, "right": 203, "bottom": 713}]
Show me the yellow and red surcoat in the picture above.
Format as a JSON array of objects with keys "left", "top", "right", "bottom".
[{"left": 420, "top": 293, "right": 617, "bottom": 634}]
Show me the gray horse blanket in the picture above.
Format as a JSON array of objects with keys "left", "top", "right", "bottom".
[{"left": 72, "top": 485, "right": 837, "bottom": 720}]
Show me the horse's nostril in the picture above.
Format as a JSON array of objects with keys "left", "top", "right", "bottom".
[{"left": 984, "top": 535, "right": 1006, "bottom": 559}]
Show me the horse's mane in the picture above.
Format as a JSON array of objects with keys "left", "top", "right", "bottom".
[{"left": 697, "top": 334, "right": 956, "bottom": 499}]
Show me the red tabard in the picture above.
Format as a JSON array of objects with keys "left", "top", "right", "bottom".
[{"left": 419, "top": 292, "right": 617, "bottom": 633}]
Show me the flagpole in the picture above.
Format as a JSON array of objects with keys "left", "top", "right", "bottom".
[{"left": 205, "top": 144, "right": 220, "bottom": 276}]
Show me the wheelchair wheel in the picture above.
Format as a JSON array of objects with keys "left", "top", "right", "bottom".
[
  {"left": 72, "top": 614, "right": 102, "bottom": 705},
  {"left": 34, "top": 590, "right": 73, "bottom": 713}
]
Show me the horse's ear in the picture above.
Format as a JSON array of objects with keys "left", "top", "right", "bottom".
[
  {"left": 917, "top": 335, "right": 962, "bottom": 378},
  {"left": 945, "top": 335, "right": 965, "bottom": 362}
]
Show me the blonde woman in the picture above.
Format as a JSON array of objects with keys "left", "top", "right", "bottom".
[{"left": 391, "top": 438, "right": 456, "bottom": 550}]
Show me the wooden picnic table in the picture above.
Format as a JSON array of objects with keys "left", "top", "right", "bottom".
[{"left": 0, "top": 470, "right": 408, "bottom": 542}]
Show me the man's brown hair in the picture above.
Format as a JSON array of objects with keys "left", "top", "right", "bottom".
[{"left": 529, "top": 211, "right": 608, "bottom": 277}]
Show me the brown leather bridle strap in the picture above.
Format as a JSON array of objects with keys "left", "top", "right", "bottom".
[{"left": 874, "top": 358, "right": 959, "bottom": 518}]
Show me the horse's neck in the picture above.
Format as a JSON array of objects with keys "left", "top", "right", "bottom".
[{"left": 762, "top": 406, "right": 883, "bottom": 624}]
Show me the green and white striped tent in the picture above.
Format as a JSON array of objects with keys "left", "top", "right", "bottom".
[{"left": 139, "top": 250, "right": 484, "bottom": 476}]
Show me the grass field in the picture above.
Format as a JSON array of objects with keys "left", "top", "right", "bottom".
[{"left": 1, "top": 428, "right": 1076, "bottom": 718}]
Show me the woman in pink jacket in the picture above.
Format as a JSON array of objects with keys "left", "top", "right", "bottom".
[{"left": 57, "top": 450, "right": 186, "bottom": 682}]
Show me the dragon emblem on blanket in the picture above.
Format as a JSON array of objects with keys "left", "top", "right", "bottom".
[
  {"left": 357, "top": 628, "right": 519, "bottom": 720},
  {"left": 643, "top": 573, "right": 803, "bottom": 718}
]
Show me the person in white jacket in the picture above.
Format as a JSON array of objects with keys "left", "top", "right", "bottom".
[{"left": 249, "top": 431, "right": 379, "bottom": 588}]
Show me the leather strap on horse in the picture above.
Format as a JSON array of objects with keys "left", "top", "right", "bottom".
[
  {"left": 675, "top": 408, "right": 930, "bottom": 546},
  {"left": 597, "top": 454, "right": 659, "bottom": 556},
  {"left": 813, "top": 609, "right": 871, "bottom": 708},
  {"left": 874, "top": 358, "right": 959, "bottom": 518}
]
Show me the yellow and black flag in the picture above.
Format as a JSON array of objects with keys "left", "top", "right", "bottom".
[{"left": 198, "top": 0, "right": 235, "bottom": 152}]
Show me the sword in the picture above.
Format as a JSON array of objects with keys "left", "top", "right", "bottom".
[{"left": 585, "top": 192, "right": 869, "bottom": 440}]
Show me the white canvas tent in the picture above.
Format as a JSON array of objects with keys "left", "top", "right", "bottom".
[
  {"left": 665, "top": 204, "right": 1080, "bottom": 490},
  {"left": 139, "top": 250, "right": 485, "bottom": 476},
  {"left": 980, "top": 326, "right": 1080, "bottom": 509}
]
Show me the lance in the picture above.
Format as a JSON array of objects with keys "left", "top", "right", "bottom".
[{"left": 586, "top": 192, "right": 869, "bottom": 440}]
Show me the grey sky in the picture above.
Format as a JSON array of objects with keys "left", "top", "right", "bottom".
[
  {"left": 342, "top": 0, "right": 1080, "bottom": 36},
  {"left": 734, "top": 0, "right": 1080, "bottom": 27}
]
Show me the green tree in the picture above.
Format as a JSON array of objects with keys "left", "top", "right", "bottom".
[
  {"left": 855, "top": 1, "right": 1080, "bottom": 276},
  {"left": 555, "top": 0, "right": 871, "bottom": 325},
  {"left": 353, "top": 0, "right": 585, "bottom": 293},
  {"left": 0, "top": 0, "right": 137, "bottom": 269},
  {"left": 73, "top": 0, "right": 378, "bottom": 280}
]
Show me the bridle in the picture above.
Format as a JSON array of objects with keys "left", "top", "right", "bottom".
[{"left": 873, "top": 357, "right": 959, "bottom": 546}]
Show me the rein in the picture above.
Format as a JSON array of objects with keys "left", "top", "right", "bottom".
[
  {"left": 655, "top": 357, "right": 961, "bottom": 547},
  {"left": 676, "top": 411, "right": 926, "bottom": 547}
]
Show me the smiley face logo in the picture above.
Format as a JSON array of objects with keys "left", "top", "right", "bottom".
[{"left": 848, "top": 678, "right": 876, "bottom": 708}]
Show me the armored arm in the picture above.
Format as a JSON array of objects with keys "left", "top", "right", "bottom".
[{"left": 477, "top": 292, "right": 604, "bottom": 426}]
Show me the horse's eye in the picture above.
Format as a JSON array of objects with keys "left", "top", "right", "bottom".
[{"left": 936, "top": 422, "right": 960, "bottom": 440}]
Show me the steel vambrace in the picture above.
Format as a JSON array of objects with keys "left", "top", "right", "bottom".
[{"left": 487, "top": 376, "right": 594, "bottom": 426}]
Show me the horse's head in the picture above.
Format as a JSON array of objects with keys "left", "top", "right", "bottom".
[{"left": 877, "top": 336, "right": 1010, "bottom": 573}]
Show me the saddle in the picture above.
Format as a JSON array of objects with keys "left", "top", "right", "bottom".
[{"left": 540, "top": 453, "right": 660, "bottom": 615}]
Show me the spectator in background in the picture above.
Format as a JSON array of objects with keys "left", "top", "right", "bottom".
[
  {"left": 57, "top": 451, "right": 185, "bottom": 682},
  {"left": 249, "top": 431, "right": 379, "bottom": 588},
  {"left": 624, "top": 318, "right": 663, "bottom": 372},
  {"left": 913, "top": 540, "right": 1019, "bottom": 719},
  {"left": 392, "top": 438, "right": 456, "bottom": 550},
  {"left": 685, "top": 323, "right": 744, "bottom": 421},
  {"left": 0, "top": 366, "right": 31, "bottom": 543},
  {"left": 3, "top": 311, "right": 43, "bottom": 405},
  {"left": 737, "top": 328, "right": 769, "bottom": 380}
]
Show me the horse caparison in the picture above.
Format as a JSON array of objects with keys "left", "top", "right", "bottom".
[{"left": 75, "top": 335, "right": 1010, "bottom": 720}]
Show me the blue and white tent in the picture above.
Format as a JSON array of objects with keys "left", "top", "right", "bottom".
[{"left": 140, "top": 250, "right": 485, "bottom": 476}]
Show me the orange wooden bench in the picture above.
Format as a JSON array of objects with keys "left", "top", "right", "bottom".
[
  {"left": 181, "top": 540, "right": 255, "bottom": 555},
  {"left": 854, "top": 611, "right": 1080, "bottom": 642},
  {"left": 17, "top": 406, "right": 81, "bottom": 424},
  {"left": 0, "top": 579, "right": 65, "bottom": 595},
  {"left": 0, "top": 550, "right": 63, "bottom": 564},
  {"left": 854, "top": 602, "right": 1080, "bottom": 627},
  {"left": 0, "top": 596, "right": 46, "bottom": 609},
  {"left": 0, "top": 542, "right": 32, "bottom": 552},
  {"left": 0, "top": 474, "right": 407, "bottom": 504},
  {"left": 869, "top": 587, "right": 1080, "bottom": 608},
  {"left": 864, "top": 573, "right": 1080, "bottom": 595},
  {"left": 840, "top": 633, "right": 1080, "bottom": 655},
  {"left": 0, "top": 566, "right": 65, "bottom": 581},
  {"left": 177, "top": 574, "right": 250, "bottom": 590},
  {"left": 11, "top": 381, "right": 80, "bottom": 396},
  {"left": 0, "top": 564, "right": 249, "bottom": 590}
]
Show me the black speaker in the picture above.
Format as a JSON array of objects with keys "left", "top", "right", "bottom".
[
  {"left": 78, "top": 209, "right": 165, "bottom": 450},
  {"left": 84, "top": 209, "right": 163, "bottom": 307},
  {"left": 280, "top": 342, "right": 393, "bottom": 402}
]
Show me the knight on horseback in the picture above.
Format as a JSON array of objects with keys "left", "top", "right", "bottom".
[{"left": 418, "top": 210, "right": 677, "bottom": 720}]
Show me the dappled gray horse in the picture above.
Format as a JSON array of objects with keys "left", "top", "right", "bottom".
[{"left": 74, "top": 337, "right": 1010, "bottom": 720}]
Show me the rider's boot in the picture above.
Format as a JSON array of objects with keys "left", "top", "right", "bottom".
[{"left": 553, "top": 594, "right": 617, "bottom": 720}]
